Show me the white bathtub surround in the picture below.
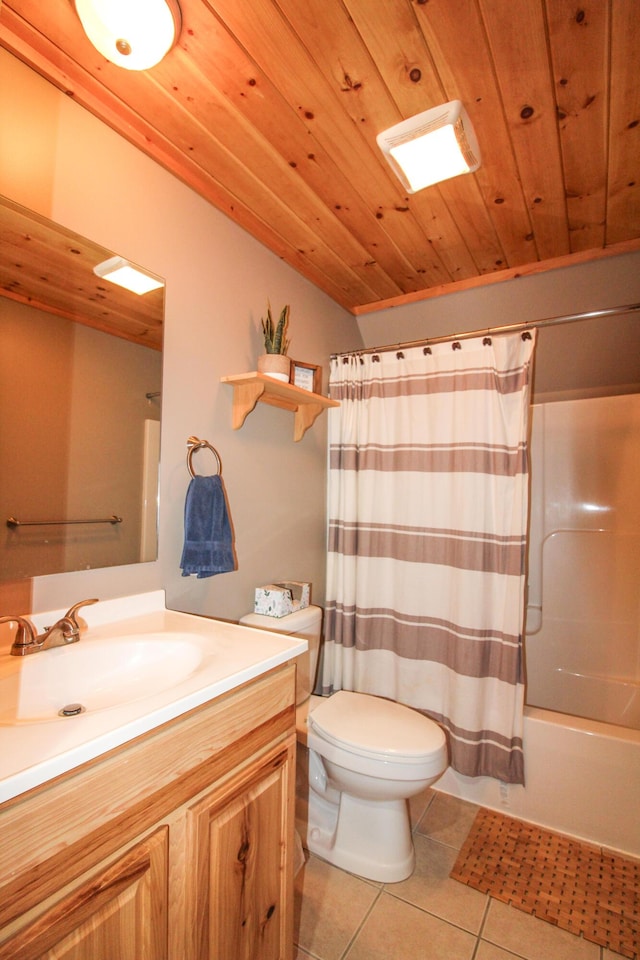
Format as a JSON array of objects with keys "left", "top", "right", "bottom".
[
  {"left": 526, "top": 393, "right": 640, "bottom": 730},
  {"left": 324, "top": 333, "right": 537, "bottom": 783},
  {"left": 0, "top": 591, "right": 307, "bottom": 802}
]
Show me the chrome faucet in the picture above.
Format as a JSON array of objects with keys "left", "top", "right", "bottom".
[{"left": 0, "top": 599, "right": 99, "bottom": 656}]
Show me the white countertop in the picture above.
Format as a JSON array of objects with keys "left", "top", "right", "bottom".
[{"left": 0, "top": 592, "right": 306, "bottom": 804}]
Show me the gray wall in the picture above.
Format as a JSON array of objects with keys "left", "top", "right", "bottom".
[{"left": 356, "top": 252, "right": 640, "bottom": 401}]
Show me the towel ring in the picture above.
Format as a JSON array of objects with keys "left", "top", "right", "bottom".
[{"left": 187, "top": 436, "right": 221, "bottom": 478}]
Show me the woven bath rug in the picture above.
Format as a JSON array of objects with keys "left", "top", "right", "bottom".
[{"left": 450, "top": 807, "right": 639, "bottom": 959}]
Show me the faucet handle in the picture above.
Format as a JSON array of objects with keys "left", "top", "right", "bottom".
[
  {"left": 0, "top": 615, "right": 37, "bottom": 649},
  {"left": 64, "top": 598, "right": 99, "bottom": 627}
]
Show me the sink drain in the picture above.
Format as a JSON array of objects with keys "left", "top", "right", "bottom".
[{"left": 58, "top": 703, "right": 86, "bottom": 717}]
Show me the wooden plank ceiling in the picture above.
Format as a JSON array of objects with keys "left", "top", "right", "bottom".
[{"left": 1, "top": 0, "right": 639, "bottom": 315}]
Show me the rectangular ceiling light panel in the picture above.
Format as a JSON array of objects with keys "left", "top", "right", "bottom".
[
  {"left": 377, "top": 100, "right": 481, "bottom": 193},
  {"left": 93, "top": 256, "right": 165, "bottom": 295}
]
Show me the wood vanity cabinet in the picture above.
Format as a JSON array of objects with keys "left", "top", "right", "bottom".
[{"left": 0, "top": 664, "right": 297, "bottom": 960}]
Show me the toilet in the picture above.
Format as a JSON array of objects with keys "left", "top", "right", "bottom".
[{"left": 239, "top": 605, "right": 448, "bottom": 882}]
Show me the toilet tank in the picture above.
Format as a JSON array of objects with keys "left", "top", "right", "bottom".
[{"left": 239, "top": 605, "right": 322, "bottom": 706}]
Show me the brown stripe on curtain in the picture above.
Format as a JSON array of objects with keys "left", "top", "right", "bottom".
[
  {"left": 331, "top": 366, "right": 531, "bottom": 401},
  {"left": 325, "top": 605, "right": 523, "bottom": 682},
  {"left": 330, "top": 442, "right": 529, "bottom": 476},
  {"left": 424, "top": 708, "right": 525, "bottom": 783},
  {"left": 328, "top": 521, "right": 526, "bottom": 575}
]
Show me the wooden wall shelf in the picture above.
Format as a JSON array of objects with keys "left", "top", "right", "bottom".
[{"left": 221, "top": 372, "right": 339, "bottom": 441}]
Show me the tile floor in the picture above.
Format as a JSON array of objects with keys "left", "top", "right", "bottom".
[{"left": 293, "top": 789, "right": 633, "bottom": 960}]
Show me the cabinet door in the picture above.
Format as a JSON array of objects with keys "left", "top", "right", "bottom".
[
  {"left": 0, "top": 828, "right": 168, "bottom": 960},
  {"left": 187, "top": 741, "right": 295, "bottom": 960}
]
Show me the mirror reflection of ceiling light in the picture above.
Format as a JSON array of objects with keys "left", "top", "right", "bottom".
[
  {"left": 74, "top": 0, "right": 181, "bottom": 71},
  {"left": 94, "top": 257, "right": 165, "bottom": 295},
  {"left": 377, "top": 100, "right": 481, "bottom": 193}
]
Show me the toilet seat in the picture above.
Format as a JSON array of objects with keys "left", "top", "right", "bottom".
[{"left": 308, "top": 691, "right": 447, "bottom": 775}]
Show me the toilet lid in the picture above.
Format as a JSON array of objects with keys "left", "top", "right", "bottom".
[{"left": 308, "top": 690, "right": 445, "bottom": 762}]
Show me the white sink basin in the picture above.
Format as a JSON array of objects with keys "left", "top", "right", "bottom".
[
  {"left": 0, "top": 633, "right": 206, "bottom": 724},
  {"left": 0, "top": 593, "right": 308, "bottom": 804}
]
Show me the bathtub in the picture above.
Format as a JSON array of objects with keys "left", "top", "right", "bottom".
[
  {"left": 435, "top": 704, "right": 640, "bottom": 858},
  {"left": 533, "top": 668, "right": 640, "bottom": 731}
]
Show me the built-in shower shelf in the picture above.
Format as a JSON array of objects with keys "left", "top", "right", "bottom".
[{"left": 221, "top": 372, "right": 339, "bottom": 441}]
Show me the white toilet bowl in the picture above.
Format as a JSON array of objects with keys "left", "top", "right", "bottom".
[
  {"left": 303, "top": 690, "right": 447, "bottom": 882},
  {"left": 239, "top": 605, "right": 448, "bottom": 883}
]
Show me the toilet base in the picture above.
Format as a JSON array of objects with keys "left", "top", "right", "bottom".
[{"left": 304, "top": 787, "right": 416, "bottom": 883}]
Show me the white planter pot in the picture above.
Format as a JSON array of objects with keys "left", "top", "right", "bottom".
[{"left": 257, "top": 354, "right": 291, "bottom": 382}]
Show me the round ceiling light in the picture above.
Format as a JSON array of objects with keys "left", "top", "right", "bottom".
[{"left": 74, "top": 0, "right": 182, "bottom": 71}]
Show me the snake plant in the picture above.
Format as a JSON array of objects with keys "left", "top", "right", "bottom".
[{"left": 261, "top": 303, "right": 290, "bottom": 354}]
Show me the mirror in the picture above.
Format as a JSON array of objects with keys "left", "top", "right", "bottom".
[{"left": 0, "top": 196, "right": 163, "bottom": 580}]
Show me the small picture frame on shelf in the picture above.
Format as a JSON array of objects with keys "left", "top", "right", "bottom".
[{"left": 290, "top": 360, "right": 321, "bottom": 393}]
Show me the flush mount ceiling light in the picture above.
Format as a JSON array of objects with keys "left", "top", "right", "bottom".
[
  {"left": 377, "top": 100, "right": 481, "bottom": 194},
  {"left": 74, "top": 0, "right": 181, "bottom": 71},
  {"left": 94, "top": 257, "right": 165, "bottom": 295}
]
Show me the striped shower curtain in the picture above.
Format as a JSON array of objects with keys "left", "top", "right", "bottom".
[{"left": 322, "top": 331, "right": 536, "bottom": 784}]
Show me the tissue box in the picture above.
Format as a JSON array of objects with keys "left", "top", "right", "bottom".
[{"left": 254, "top": 581, "right": 310, "bottom": 617}]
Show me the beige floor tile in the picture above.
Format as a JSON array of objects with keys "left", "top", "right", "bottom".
[
  {"left": 386, "top": 834, "right": 488, "bottom": 934},
  {"left": 294, "top": 948, "right": 315, "bottom": 960},
  {"left": 345, "top": 892, "right": 477, "bottom": 960},
  {"left": 416, "top": 790, "right": 480, "bottom": 849},
  {"left": 475, "top": 944, "right": 529, "bottom": 960},
  {"left": 294, "top": 854, "right": 379, "bottom": 960},
  {"left": 408, "top": 786, "right": 435, "bottom": 828},
  {"left": 482, "top": 900, "right": 601, "bottom": 960}
]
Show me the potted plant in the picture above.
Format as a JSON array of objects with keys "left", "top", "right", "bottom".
[{"left": 258, "top": 303, "right": 291, "bottom": 382}]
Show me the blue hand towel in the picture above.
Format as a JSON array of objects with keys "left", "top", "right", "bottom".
[{"left": 180, "top": 475, "right": 235, "bottom": 578}]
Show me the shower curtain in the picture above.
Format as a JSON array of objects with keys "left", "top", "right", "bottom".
[{"left": 322, "top": 332, "right": 537, "bottom": 784}]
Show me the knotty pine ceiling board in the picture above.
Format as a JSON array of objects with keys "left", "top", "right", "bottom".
[
  {"left": 607, "top": 0, "right": 640, "bottom": 246},
  {"left": 0, "top": 0, "right": 638, "bottom": 315},
  {"left": 547, "top": 0, "right": 608, "bottom": 252},
  {"left": 409, "top": 0, "right": 536, "bottom": 268},
  {"left": 343, "top": 0, "right": 509, "bottom": 277},
  {"left": 479, "top": 0, "right": 571, "bottom": 262}
]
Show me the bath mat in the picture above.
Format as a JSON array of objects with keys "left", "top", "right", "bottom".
[{"left": 450, "top": 807, "right": 639, "bottom": 959}]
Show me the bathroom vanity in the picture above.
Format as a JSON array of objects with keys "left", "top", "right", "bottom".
[{"left": 0, "top": 593, "right": 306, "bottom": 960}]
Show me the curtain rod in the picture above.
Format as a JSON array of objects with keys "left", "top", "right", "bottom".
[{"left": 331, "top": 303, "right": 640, "bottom": 359}]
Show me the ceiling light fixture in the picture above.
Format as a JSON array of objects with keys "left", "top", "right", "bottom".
[
  {"left": 94, "top": 257, "right": 165, "bottom": 295},
  {"left": 74, "top": 0, "right": 181, "bottom": 71},
  {"left": 377, "top": 100, "right": 481, "bottom": 193}
]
